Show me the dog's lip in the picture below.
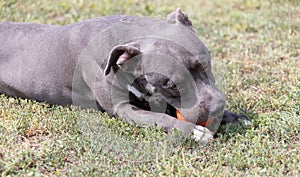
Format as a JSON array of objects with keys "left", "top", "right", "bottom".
[{"left": 176, "top": 109, "right": 215, "bottom": 126}]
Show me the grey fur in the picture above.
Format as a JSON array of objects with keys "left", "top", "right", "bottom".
[{"left": 0, "top": 10, "right": 248, "bottom": 141}]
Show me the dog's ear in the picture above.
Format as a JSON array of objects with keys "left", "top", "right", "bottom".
[
  {"left": 167, "top": 8, "right": 193, "bottom": 27},
  {"left": 104, "top": 43, "right": 141, "bottom": 75}
]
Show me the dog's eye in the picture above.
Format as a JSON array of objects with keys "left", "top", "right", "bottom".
[
  {"left": 168, "top": 84, "right": 178, "bottom": 90},
  {"left": 193, "top": 60, "right": 209, "bottom": 71},
  {"left": 202, "top": 61, "right": 208, "bottom": 69},
  {"left": 162, "top": 79, "right": 179, "bottom": 91},
  {"left": 197, "top": 61, "right": 208, "bottom": 70}
]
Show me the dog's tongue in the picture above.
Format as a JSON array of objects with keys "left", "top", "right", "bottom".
[{"left": 176, "top": 110, "right": 214, "bottom": 127}]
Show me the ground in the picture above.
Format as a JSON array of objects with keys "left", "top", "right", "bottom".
[{"left": 0, "top": 0, "right": 299, "bottom": 176}]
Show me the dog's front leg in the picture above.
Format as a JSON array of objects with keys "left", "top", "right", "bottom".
[{"left": 114, "top": 102, "right": 214, "bottom": 142}]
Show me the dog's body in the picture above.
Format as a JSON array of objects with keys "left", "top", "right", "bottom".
[
  {"left": 0, "top": 9, "right": 248, "bottom": 141},
  {"left": 0, "top": 16, "right": 121, "bottom": 106}
]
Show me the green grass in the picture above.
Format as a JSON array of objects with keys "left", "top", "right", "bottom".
[{"left": 0, "top": 0, "right": 299, "bottom": 176}]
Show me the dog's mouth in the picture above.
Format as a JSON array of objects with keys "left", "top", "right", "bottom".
[
  {"left": 128, "top": 91, "right": 177, "bottom": 117},
  {"left": 128, "top": 77, "right": 216, "bottom": 126},
  {"left": 165, "top": 103, "right": 177, "bottom": 118},
  {"left": 129, "top": 91, "right": 216, "bottom": 126}
]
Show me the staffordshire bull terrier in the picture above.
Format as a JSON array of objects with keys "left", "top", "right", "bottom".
[{"left": 0, "top": 9, "right": 248, "bottom": 142}]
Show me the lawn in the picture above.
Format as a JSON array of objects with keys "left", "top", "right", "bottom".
[{"left": 0, "top": 0, "right": 299, "bottom": 176}]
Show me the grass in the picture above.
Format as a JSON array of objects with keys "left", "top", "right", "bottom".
[{"left": 0, "top": 0, "right": 299, "bottom": 176}]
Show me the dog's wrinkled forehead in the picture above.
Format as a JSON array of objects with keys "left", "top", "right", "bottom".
[{"left": 136, "top": 37, "right": 211, "bottom": 70}]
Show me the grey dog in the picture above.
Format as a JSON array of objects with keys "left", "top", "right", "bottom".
[{"left": 0, "top": 9, "right": 248, "bottom": 141}]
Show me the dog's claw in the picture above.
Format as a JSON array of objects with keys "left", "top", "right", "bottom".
[{"left": 193, "top": 125, "right": 214, "bottom": 143}]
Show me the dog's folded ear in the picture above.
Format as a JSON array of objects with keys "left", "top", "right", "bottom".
[
  {"left": 167, "top": 8, "right": 193, "bottom": 27},
  {"left": 104, "top": 43, "right": 141, "bottom": 75}
]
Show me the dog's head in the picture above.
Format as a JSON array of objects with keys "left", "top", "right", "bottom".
[{"left": 104, "top": 9, "right": 226, "bottom": 128}]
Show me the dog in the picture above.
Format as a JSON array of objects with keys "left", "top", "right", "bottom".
[{"left": 0, "top": 9, "right": 248, "bottom": 142}]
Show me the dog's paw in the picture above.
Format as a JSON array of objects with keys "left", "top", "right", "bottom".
[
  {"left": 193, "top": 125, "right": 214, "bottom": 143},
  {"left": 221, "top": 110, "right": 251, "bottom": 125}
]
